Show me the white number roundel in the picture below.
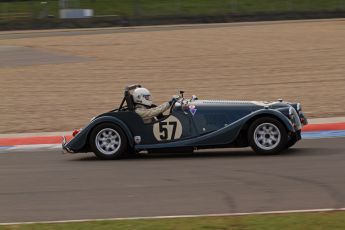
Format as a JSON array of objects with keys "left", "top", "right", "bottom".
[{"left": 153, "top": 116, "right": 182, "bottom": 141}]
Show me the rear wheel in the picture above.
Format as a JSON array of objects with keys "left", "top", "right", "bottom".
[
  {"left": 248, "top": 117, "right": 288, "bottom": 154},
  {"left": 89, "top": 123, "right": 127, "bottom": 160}
]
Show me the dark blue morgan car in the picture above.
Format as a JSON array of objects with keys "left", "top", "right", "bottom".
[{"left": 62, "top": 84, "right": 307, "bottom": 159}]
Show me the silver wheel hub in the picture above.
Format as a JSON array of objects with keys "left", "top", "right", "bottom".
[
  {"left": 95, "top": 128, "right": 121, "bottom": 155},
  {"left": 254, "top": 123, "right": 281, "bottom": 150}
]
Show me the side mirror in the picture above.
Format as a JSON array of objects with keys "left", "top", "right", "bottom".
[{"left": 179, "top": 90, "right": 185, "bottom": 98}]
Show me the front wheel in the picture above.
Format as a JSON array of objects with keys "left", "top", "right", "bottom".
[
  {"left": 89, "top": 123, "right": 128, "bottom": 160},
  {"left": 248, "top": 117, "right": 288, "bottom": 155}
]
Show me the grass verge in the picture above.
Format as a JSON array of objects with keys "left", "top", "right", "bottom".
[
  {"left": 1, "top": 211, "right": 345, "bottom": 230},
  {"left": 1, "top": 0, "right": 345, "bottom": 20}
]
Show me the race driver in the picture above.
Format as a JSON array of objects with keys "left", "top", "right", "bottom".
[{"left": 132, "top": 87, "right": 178, "bottom": 123}]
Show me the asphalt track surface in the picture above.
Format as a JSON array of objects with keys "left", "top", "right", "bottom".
[{"left": 0, "top": 138, "right": 345, "bottom": 223}]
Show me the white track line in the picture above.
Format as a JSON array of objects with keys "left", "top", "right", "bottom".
[
  {"left": 1, "top": 208, "right": 345, "bottom": 226},
  {"left": 8, "top": 144, "right": 61, "bottom": 151},
  {"left": 1, "top": 133, "right": 345, "bottom": 153},
  {"left": 0, "top": 144, "right": 61, "bottom": 153}
]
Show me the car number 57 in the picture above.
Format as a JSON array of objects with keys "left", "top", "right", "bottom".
[{"left": 153, "top": 116, "right": 182, "bottom": 141}]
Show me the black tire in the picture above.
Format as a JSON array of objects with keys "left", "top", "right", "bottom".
[
  {"left": 286, "top": 139, "right": 297, "bottom": 149},
  {"left": 286, "top": 130, "right": 301, "bottom": 149},
  {"left": 89, "top": 123, "right": 128, "bottom": 160},
  {"left": 248, "top": 117, "right": 288, "bottom": 155}
]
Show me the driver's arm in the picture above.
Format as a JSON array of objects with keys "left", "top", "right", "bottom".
[{"left": 135, "top": 102, "right": 171, "bottom": 120}]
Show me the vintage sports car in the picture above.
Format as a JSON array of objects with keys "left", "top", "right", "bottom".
[{"left": 62, "top": 84, "right": 307, "bottom": 159}]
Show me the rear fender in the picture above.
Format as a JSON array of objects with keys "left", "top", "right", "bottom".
[{"left": 65, "top": 116, "right": 133, "bottom": 152}]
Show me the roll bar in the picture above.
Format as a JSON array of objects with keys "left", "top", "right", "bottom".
[{"left": 118, "top": 84, "right": 142, "bottom": 111}]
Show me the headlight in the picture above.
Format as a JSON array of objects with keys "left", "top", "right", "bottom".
[{"left": 288, "top": 106, "right": 302, "bottom": 130}]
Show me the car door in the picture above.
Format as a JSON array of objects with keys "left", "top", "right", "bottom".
[
  {"left": 117, "top": 107, "right": 197, "bottom": 145},
  {"left": 150, "top": 109, "right": 196, "bottom": 143}
]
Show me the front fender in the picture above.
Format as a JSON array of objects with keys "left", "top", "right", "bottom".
[
  {"left": 194, "top": 108, "right": 295, "bottom": 146},
  {"left": 243, "top": 109, "right": 295, "bottom": 132},
  {"left": 65, "top": 116, "right": 133, "bottom": 152}
]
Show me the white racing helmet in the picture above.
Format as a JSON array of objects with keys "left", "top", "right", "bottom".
[{"left": 132, "top": 87, "right": 152, "bottom": 106}]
